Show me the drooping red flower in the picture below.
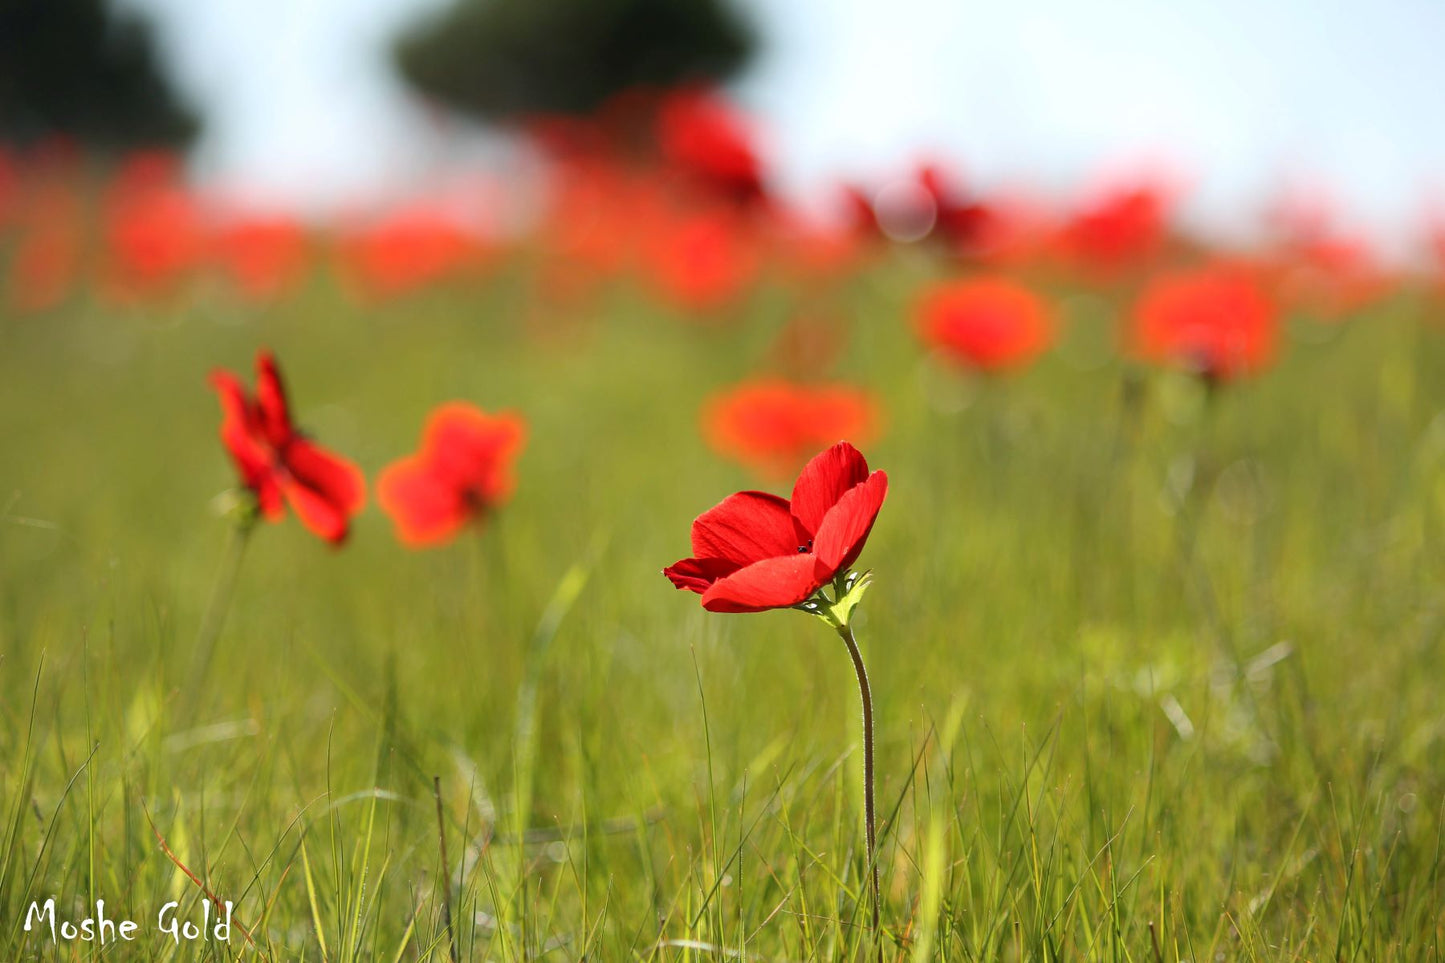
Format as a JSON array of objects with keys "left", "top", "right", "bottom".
[
  {"left": 377, "top": 403, "right": 527, "bottom": 548},
  {"left": 665, "top": 442, "right": 887, "bottom": 613},
  {"left": 1130, "top": 263, "right": 1278, "bottom": 381},
  {"left": 704, "top": 380, "right": 879, "bottom": 478},
  {"left": 210, "top": 351, "right": 366, "bottom": 544},
  {"left": 914, "top": 277, "right": 1054, "bottom": 372}
]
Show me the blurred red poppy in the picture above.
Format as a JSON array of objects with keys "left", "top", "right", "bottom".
[
  {"left": 643, "top": 207, "right": 760, "bottom": 312},
  {"left": 705, "top": 379, "right": 879, "bottom": 478},
  {"left": 916, "top": 163, "right": 999, "bottom": 256},
  {"left": 210, "top": 351, "right": 366, "bottom": 544},
  {"left": 1059, "top": 181, "right": 1171, "bottom": 276},
  {"left": 914, "top": 277, "right": 1054, "bottom": 372},
  {"left": 7, "top": 180, "right": 83, "bottom": 313},
  {"left": 337, "top": 207, "right": 482, "bottom": 300},
  {"left": 1272, "top": 234, "right": 1388, "bottom": 320},
  {"left": 664, "top": 441, "right": 888, "bottom": 612},
  {"left": 378, "top": 403, "right": 526, "bottom": 548},
  {"left": 102, "top": 154, "right": 204, "bottom": 300},
  {"left": 1131, "top": 264, "right": 1278, "bottom": 381},
  {"left": 210, "top": 216, "right": 309, "bottom": 302},
  {"left": 655, "top": 86, "right": 767, "bottom": 207}
]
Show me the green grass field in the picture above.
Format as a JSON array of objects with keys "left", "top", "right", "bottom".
[{"left": 2, "top": 260, "right": 1444, "bottom": 960}]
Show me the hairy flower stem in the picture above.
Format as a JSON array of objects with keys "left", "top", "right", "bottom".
[
  {"left": 837, "top": 620, "right": 881, "bottom": 949},
  {"left": 187, "top": 514, "right": 255, "bottom": 700}
]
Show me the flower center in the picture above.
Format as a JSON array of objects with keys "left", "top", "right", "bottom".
[{"left": 797, "top": 538, "right": 813, "bottom": 554}]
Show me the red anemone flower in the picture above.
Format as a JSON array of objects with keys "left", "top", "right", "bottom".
[
  {"left": 377, "top": 403, "right": 526, "bottom": 548},
  {"left": 704, "top": 380, "right": 879, "bottom": 479},
  {"left": 664, "top": 441, "right": 887, "bottom": 613},
  {"left": 1131, "top": 264, "right": 1278, "bottom": 381},
  {"left": 914, "top": 277, "right": 1054, "bottom": 373},
  {"left": 210, "top": 351, "right": 366, "bottom": 544}
]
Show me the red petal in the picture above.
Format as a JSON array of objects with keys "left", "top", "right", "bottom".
[
  {"left": 281, "top": 439, "right": 366, "bottom": 544},
  {"left": 812, "top": 470, "right": 888, "bottom": 576},
  {"left": 210, "top": 369, "right": 282, "bottom": 515},
  {"left": 690, "top": 491, "right": 799, "bottom": 566},
  {"left": 700, "top": 553, "right": 824, "bottom": 613},
  {"left": 789, "top": 441, "right": 869, "bottom": 536},
  {"left": 421, "top": 403, "right": 527, "bottom": 503},
  {"left": 378, "top": 456, "right": 471, "bottom": 548},
  {"left": 254, "top": 350, "right": 294, "bottom": 447},
  {"left": 663, "top": 556, "right": 742, "bottom": 594}
]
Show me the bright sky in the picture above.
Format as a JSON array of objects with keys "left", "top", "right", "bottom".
[{"left": 124, "top": 0, "right": 1445, "bottom": 250}]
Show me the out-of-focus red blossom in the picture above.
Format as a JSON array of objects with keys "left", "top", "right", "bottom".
[
  {"left": 210, "top": 217, "right": 309, "bottom": 301},
  {"left": 101, "top": 150, "right": 204, "bottom": 300},
  {"left": 7, "top": 181, "right": 84, "bottom": 313},
  {"left": 1430, "top": 222, "right": 1445, "bottom": 272},
  {"left": 841, "top": 183, "right": 885, "bottom": 241},
  {"left": 210, "top": 351, "right": 366, "bottom": 545},
  {"left": 1265, "top": 193, "right": 1389, "bottom": 319},
  {"left": 914, "top": 277, "right": 1055, "bottom": 373},
  {"left": 915, "top": 164, "right": 1001, "bottom": 256},
  {"left": 1059, "top": 182, "right": 1172, "bottom": 275},
  {"left": 338, "top": 208, "right": 483, "bottom": 300},
  {"left": 643, "top": 207, "right": 760, "bottom": 313},
  {"left": 771, "top": 215, "right": 866, "bottom": 283},
  {"left": 377, "top": 403, "right": 526, "bottom": 548},
  {"left": 664, "top": 441, "right": 888, "bottom": 613},
  {"left": 705, "top": 379, "right": 879, "bottom": 478},
  {"left": 542, "top": 160, "right": 659, "bottom": 276},
  {"left": 1130, "top": 264, "right": 1278, "bottom": 381},
  {"left": 655, "top": 87, "right": 767, "bottom": 207},
  {"left": 1273, "top": 234, "right": 1389, "bottom": 320}
]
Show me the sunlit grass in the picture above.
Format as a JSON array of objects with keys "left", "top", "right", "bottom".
[{"left": 1, "top": 261, "right": 1443, "bottom": 960}]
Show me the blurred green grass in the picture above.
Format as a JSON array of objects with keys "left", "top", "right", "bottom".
[{"left": 1, "top": 259, "right": 1444, "bottom": 960}]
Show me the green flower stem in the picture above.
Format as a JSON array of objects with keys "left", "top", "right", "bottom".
[
  {"left": 836, "top": 619, "right": 881, "bottom": 948},
  {"left": 187, "top": 509, "right": 256, "bottom": 698}
]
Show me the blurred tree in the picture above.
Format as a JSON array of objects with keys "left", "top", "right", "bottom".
[
  {"left": 0, "top": 0, "right": 197, "bottom": 148},
  {"left": 394, "top": 0, "right": 755, "bottom": 120}
]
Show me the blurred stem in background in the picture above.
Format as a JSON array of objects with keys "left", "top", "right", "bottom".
[{"left": 185, "top": 503, "right": 256, "bottom": 701}]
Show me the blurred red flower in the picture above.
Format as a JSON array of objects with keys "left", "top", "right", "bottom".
[
  {"left": 914, "top": 277, "right": 1054, "bottom": 372},
  {"left": 210, "top": 216, "right": 309, "bottom": 302},
  {"left": 664, "top": 441, "right": 888, "bottom": 612},
  {"left": 7, "top": 180, "right": 83, "bottom": 313},
  {"left": 704, "top": 379, "right": 879, "bottom": 478},
  {"left": 655, "top": 87, "right": 767, "bottom": 207},
  {"left": 1059, "top": 181, "right": 1171, "bottom": 276},
  {"left": 643, "top": 207, "right": 760, "bottom": 312},
  {"left": 1272, "top": 234, "right": 1388, "bottom": 320},
  {"left": 102, "top": 154, "right": 204, "bottom": 300},
  {"left": 378, "top": 403, "right": 527, "bottom": 548},
  {"left": 337, "top": 208, "right": 482, "bottom": 300},
  {"left": 1130, "top": 264, "right": 1278, "bottom": 381},
  {"left": 210, "top": 351, "right": 366, "bottom": 544},
  {"left": 916, "top": 163, "right": 999, "bottom": 256}
]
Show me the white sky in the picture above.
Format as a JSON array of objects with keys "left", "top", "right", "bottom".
[{"left": 124, "top": 0, "right": 1445, "bottom": 250}]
